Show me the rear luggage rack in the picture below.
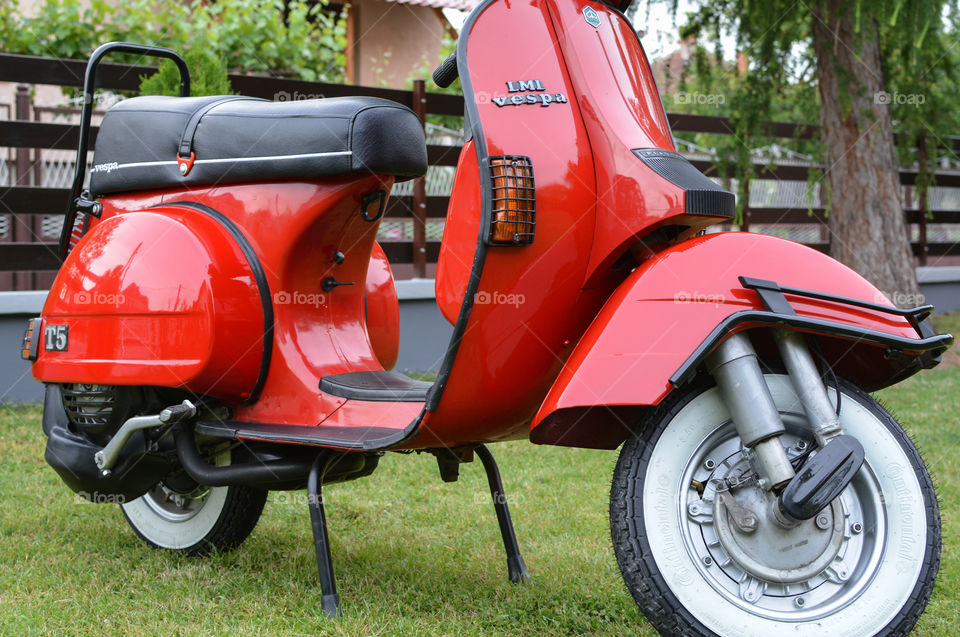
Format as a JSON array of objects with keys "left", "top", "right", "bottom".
[{"left": 59, "top": 42, "right": 189, "bottom": 261}]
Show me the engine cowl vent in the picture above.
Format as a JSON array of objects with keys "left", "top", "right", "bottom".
[{"left": 61, "top": 383, "right": 120, "bottom": 437}]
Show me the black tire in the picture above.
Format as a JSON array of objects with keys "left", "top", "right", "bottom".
[
  {"left": 610, "top": 374, "right": 940, "bottom": 636},
  {"left": 120, "top": 446, "right": 267, "bottom": 557}
]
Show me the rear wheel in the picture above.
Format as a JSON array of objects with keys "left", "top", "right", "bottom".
[
  {"left": 610, "top": 374, "right": 939, "bottom": 636},
  {"left": 120, "top": 446, "right": 267, "bottom": 556}
]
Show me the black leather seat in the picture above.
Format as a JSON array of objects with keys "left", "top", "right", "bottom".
[{"left": 89, "top": 95, "right": 427, "bottom": 196}]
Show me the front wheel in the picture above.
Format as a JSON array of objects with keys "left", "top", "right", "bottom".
[
  {"left": 610, "top": 374, "right": 940, "bottom": 636},
  {"left": 120, "top": 446, "right": 267, "bottom": 556}
]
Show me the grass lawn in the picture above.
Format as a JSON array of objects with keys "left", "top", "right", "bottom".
[{"left": 1, "top": 316, "right": 958, "bottom": 635}]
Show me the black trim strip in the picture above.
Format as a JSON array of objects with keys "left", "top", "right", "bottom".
[
  {"left": 160, "top": 201, "right": 274, "bottom": 404},
  {"left": 740, "top": 276, "right": 935, "bottom": 323},
  {"left": 669, "top": 310, "right": 953, "bottom": 388},
  {"left": 195, "top": 420, "right": 406, "bottom": 450}
]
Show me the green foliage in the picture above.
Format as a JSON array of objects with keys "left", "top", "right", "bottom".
[
  {"left": 0, "top": 0, "right": 110, "bottom": 59},
  {"left": 0, "top": 0, "right": 346, "bottom": 83},
  {"left": 881, "top": 4, "right": 960, "bottom": 201},
  {"left": 651, "top": 2, "right": 822, "bottom": 220},
  {"left": 139, "top": 49, "right": 234, "bottom": 97},
  {"left": 408, "top": 33, "right": 462, "bottom": 131},
  {"left": 188, "top": 0, "right": 347, "bottom": 82}
]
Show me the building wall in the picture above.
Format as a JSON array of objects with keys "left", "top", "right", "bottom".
[{"left": 351, "top": 0, "right": 448, "bottom": 88}]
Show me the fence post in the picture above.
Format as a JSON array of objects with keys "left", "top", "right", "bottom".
[
  {"left": 817, "top": 174, "right": 830, "bottom": 252},
  {"left": 740, "top": 176, "right": 751, "bottom": 233},
  {"left": 14, "top": 84, "right": 34, "bottom": 290},
  {"left": 411, "top": 79, "right": 428, "bottom": 279},
  {"left": 916, "top": 137, "right": 929, "bottom": 266},
  {"left": 31, "top": 103, "right": 43, "bottom": 187},
  {"left": 31, "top": 103, "right": 56, "bottom": 289},
  {"left": 14, "top": 85, "right": 31, "bottom": 186}
]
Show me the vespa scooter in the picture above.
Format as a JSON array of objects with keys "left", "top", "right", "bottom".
[{"left": 24, "top": 0, "right": 952, "bottom": 634}]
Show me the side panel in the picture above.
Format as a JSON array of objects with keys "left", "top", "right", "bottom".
[
  {"left": 435, "top": 141, "right": 481, "bottom": 325},
  {"left": 170, "top": 177, "right": 396, "bottom": 426},
  {"left": 366, "top": 241, "right": 400, "bottom": 370},
  {"left": 33, "top": 209, "right": 265, "bottom": 400},
  {"left": 37, "top": 176, "right": 401, "bottom": 426},
  {"left": 546, "top": 0, "right": 731, "bottom": 285},
  {"left": 530, "top": 233, "right": 926, "bottom": 448}
]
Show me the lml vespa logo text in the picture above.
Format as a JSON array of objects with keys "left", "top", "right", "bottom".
[{"left": 493, "top": 80, "right": 569, "bottom": 108}]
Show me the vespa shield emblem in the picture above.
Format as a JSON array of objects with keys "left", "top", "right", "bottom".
[{"left": 582, "top": 6, "right": 601, "bottom": 28}]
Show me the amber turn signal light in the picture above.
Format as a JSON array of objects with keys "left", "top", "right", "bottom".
[
  {"left": 21, "top": 317, "right": 41, "bottom": 361},
  {"left": 488, "top": 156, "right": 535, "bottom": 246}
]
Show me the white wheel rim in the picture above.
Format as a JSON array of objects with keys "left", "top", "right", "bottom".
[
  {"left": 641, "top": 375, "right": 928, "bottom": 636},
  {"left": 120, "top": 448, "right": 230, "bottom": 550}
]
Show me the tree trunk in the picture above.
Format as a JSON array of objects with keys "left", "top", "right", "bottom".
[{"left": 811, "top": 0, "right": 921, "bottom": 307}]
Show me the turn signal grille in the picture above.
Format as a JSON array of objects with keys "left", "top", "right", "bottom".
[{"left": 488, "top": 156, "right": 535, "bottom": 246}]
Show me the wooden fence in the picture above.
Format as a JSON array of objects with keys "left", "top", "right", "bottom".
[{"left": 2, "top": 51, "right": 959, "bottom": 290}]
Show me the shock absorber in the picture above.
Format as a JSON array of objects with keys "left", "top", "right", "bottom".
[
  {"left": 772, "top": 330, "right": 841, "bottom": 446},
  {"left": 707, "top": 332, "right": 795, "bottom": 490},
  {"left": 708, "top": 330, "right": 865, "bottom": 523}
]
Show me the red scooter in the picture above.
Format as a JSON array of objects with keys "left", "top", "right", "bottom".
[{"left": 25, "top": 0, "right": 951, "bottom": 634}]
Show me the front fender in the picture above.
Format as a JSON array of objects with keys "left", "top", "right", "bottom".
[{"left": 530, "top": 232, "right": 952, "bottom": 449}]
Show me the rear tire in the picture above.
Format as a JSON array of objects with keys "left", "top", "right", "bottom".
[
  {"left": 610, "top": 374, "right": 940, "bottom": 636},
  {"left": 120, "top": 446, "right": 267, "bottom": 556}
]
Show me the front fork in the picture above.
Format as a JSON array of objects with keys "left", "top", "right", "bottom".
[
  {"left": 706, "top": 332, "right": 796, "bottom": 491},
  {"left": 707, "top": 330, "right": 863, "bottom": 521}
]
